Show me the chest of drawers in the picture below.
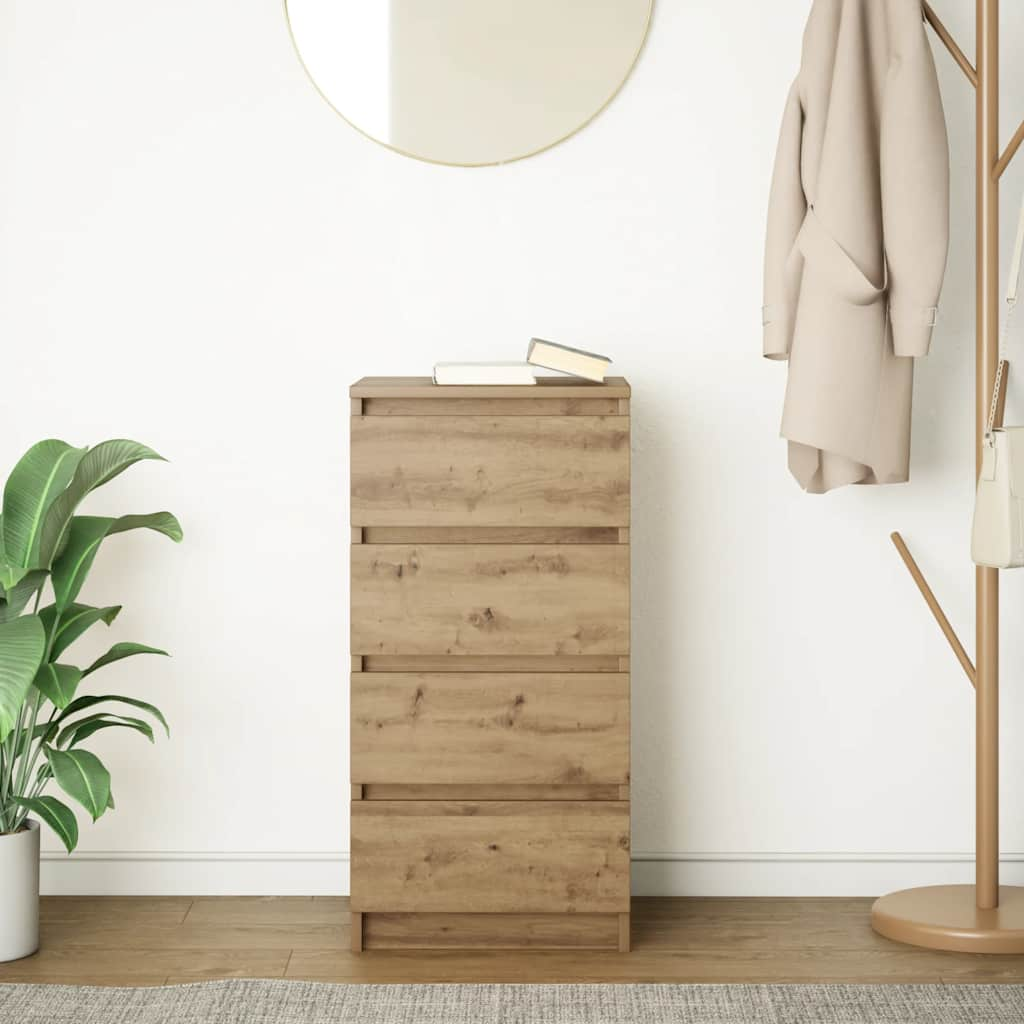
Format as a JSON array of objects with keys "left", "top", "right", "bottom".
[{"left": 349, "top": 376, "right": 631, "bottom": 952}]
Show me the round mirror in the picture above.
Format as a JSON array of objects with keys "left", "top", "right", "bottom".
[{"left": 285, "top": 0, "right": 653, "bottom": 167}]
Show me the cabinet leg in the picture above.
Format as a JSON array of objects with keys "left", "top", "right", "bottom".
[
  {"left": 352, "top": 912, "right": 363, "bottom": 953},
  {"left": 618, "top": 912, "right": 631, "bottom": 953}
]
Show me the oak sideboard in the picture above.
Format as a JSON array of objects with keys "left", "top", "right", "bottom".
[{"left": 349, "top": 375, "right": 631, "bottom": 952}]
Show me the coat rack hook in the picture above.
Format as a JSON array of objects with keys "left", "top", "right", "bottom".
[
  {"left": 890, "top": 532, "right": 976, "bottom": 688},
  {"left": 923, "top": 2, "right": 978, "bottom": 88},
  {"left": 996, "top": 119, "right": 1024, "bottom": 180}
]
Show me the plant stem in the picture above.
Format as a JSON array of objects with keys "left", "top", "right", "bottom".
[
  {"left": 0, "top": 716, "right": 14, "bottom": 827},
  {"left": 0, "top": 743, "right": 10, "bottom": 832},
  {"left": 4, "top": 699, "right": 30, "bottom": 828},
  {"left": 19, "top": 715, "right": 54, "bottom": 812},
  {"left": 10, "top": 692, "right": 41, "bottom": 830},
  {"left": 2, "top": 588, "right": 47, "bottom": 832},
  {"left": 10, "top": 589, "right": 57, "bottom": 831}
]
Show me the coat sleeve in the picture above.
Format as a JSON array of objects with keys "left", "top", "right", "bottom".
[
  {"left": 880, "top": 15, "right": 950, "bottom": 358},
  {"left": 763, "top": 80, "right": 807, "bottom": 361}
]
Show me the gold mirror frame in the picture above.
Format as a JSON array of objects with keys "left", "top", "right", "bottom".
[{"left": 284, "top": 0, "right": 654, "bottom": 168}]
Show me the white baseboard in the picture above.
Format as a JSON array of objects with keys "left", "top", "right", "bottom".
[
  {"left": 41, "top": 851, "right": 352, "bottom": 897},
  {"left": 40, "top": 850, "right": 1024, "bottom": 897},
  {"left": 632, "top": 852, "right": 1024, "bottom": 897}
]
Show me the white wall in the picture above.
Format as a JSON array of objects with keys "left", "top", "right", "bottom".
[{"left": 3, "top": 0, "right": 1024, "bottom": 897}]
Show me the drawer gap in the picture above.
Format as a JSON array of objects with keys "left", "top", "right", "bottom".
[
  {"left": 359, "top": 526, "right": 622, "bottom": 544},
  {"left": 359, "top": 655, "right": 623, "bottom": 672},
  {"left": 361, "top": 397, "right": 621, "bottom": 416},
  {"left": 359, "top": 784, "right": 624, "bottom": 801}
]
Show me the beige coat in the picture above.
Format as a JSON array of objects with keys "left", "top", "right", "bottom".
[{"left": 763, "top": 0, "right": 949, "bottom": 493}]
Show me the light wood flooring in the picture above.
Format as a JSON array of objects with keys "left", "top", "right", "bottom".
[{"left": 0, "top": 897, "right": 1022, "bottom": 986}]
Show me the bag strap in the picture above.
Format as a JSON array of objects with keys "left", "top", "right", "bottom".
[{"left": 987, "top": 193, "right": 1024, "bottom": 434}]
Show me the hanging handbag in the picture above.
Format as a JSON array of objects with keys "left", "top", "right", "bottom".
[{"left": 971, "top": 194, "right": 1024, "bottom": 569}]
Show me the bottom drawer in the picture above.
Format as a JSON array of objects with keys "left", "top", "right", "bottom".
[{"left": 350, "top": 801, "right": 630, "bottom": 914}]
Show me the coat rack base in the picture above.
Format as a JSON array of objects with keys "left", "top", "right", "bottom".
[{"left": 872, "top": 885, "right": 1024, "bottom": 953}]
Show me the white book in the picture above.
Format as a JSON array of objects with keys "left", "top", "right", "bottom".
[
  {"left": 433, "top": 362, "right": 537, "bottom": 386},
  {"left": 526, "top": 338, "right": 611, "bottom": 383}
]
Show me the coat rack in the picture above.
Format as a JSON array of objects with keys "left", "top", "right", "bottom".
[{"left": 871, "top": 0, "right": 1024, "bottom": 953}]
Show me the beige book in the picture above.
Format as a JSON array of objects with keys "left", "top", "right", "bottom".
[{"left": 526, "top": 339, "right": 611, "bottom": 383}]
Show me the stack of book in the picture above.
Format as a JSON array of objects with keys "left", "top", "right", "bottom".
[{"left": 434, "top": 339, "right": 611, "bottom": 386}]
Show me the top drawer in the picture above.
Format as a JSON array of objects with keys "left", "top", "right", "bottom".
[{"left": 351, "top": 416, "right": 630, "bottom": 527}]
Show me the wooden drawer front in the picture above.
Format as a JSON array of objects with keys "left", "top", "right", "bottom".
[
  {"left": 351, "top": 673, "right": 629, "bottom": 785},
  {"left": 350, "top": 801, "right": 630, "bottom": 914},
  {"left": 351, "top": 416, "right": 629, "bottom": 527},
  {"left": 351, "top": 545, "right": 629, "bottom": 656}
]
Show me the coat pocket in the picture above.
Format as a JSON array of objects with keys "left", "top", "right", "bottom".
[{"left": 796, "top": 208, "right": 886, "bottom": 307}]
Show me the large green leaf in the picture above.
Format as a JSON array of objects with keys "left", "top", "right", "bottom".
[
  {"left": 11, "top": 795, "right": 78, "bottom": 853},
  {"left": 35, "top": 441, "right": 165, "bottom": 569},
  {"left": 58, "top": 694, "right": 169, "bottom": 737},
  {"left": 0, "top": 569, "right": 48, "bottom": 624},
  {"left": 83, "top": 642, "right": 168, "bottom": 678},
  {"left": 2, "top": 441, "right": 86, "bottom": 569},
  {"left": 45, "top": 747, "right": 111, "bottom": 821},
  {"left": 0, "top": 560, "right": 29, "bottom": 592},
  {"left": 109, "top": 513, "right": 182, "bottom": 543},
  {"left": 32, "top": 663, "right": 83, "bottom": 709},
  {"left": 51, "top": 512, "right": 182, "bottom": 612},
  {"left": 57, "top": 712, "right": 154, "bottom": 748},
  {"left": 38, "top": 603, "right": 121, "bottom": 660},
  {"left": 0, "top": 615, "right": 46, "bottom": 742}
]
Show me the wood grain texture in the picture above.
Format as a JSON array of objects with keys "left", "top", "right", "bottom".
[
  {"left": 362, "top": 784, "right": 623, "bottom": 801},
  {"left": 350, "top": 801, "right": 630, "bottom": 914},
  {"left": 619, "top": 912, "right": 631, "bottom": 953},
  {"left": 350, "top": 376, "right": 631, "bottom": 399},
  {"left": 363, "top": 913, "right": 621, "bottom": 950},
  {"left": 351, "top": 545, "right": 630, "bottom": 656},
  {"left": 351, "top": 673, "right": 629, "bottom": 785},
  {"left": 362, "top": 397, "right": 620, "bottom": 416},
  {"left": 5, "top": 897, "right": 1024, "bottom": 984},
  {"left": 348, "top": 378, "right": 631, "bottom": 950},
  {"left": 351, "top": 416, "right": 629, "bottom": 527}
]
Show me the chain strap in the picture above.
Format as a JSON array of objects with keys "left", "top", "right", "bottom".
[{"left": 986, "top": 322, "right": 1013, "bottom": 437}]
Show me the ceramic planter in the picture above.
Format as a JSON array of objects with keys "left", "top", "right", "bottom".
[{"left": 0, "top": 819, "right": 39, "bottom": 962}]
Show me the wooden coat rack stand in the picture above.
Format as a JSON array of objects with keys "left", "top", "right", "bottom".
[{"left": 870, "top": 0, "right": 1024, "bottom": 953}]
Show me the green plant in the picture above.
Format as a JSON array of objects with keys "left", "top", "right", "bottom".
[{"left": 0, "top": 440, "right": 182, "bottom": 851}]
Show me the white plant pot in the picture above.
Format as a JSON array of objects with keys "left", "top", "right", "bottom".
[{"left": 0, "top": 819, "right": 40, "bottom": 962}]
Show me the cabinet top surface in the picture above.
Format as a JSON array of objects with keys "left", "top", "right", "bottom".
[{"left": 351, "top": 376, "right": 630, "bottom": 399}]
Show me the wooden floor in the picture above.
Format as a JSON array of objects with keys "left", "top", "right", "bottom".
[{"left": 0, "top": 897, "right": 1023, "bottom": 986}]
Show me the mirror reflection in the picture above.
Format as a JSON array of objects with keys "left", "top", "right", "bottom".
[{"left": 286, "top": 0, "right": 653, "bottom": 166}]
